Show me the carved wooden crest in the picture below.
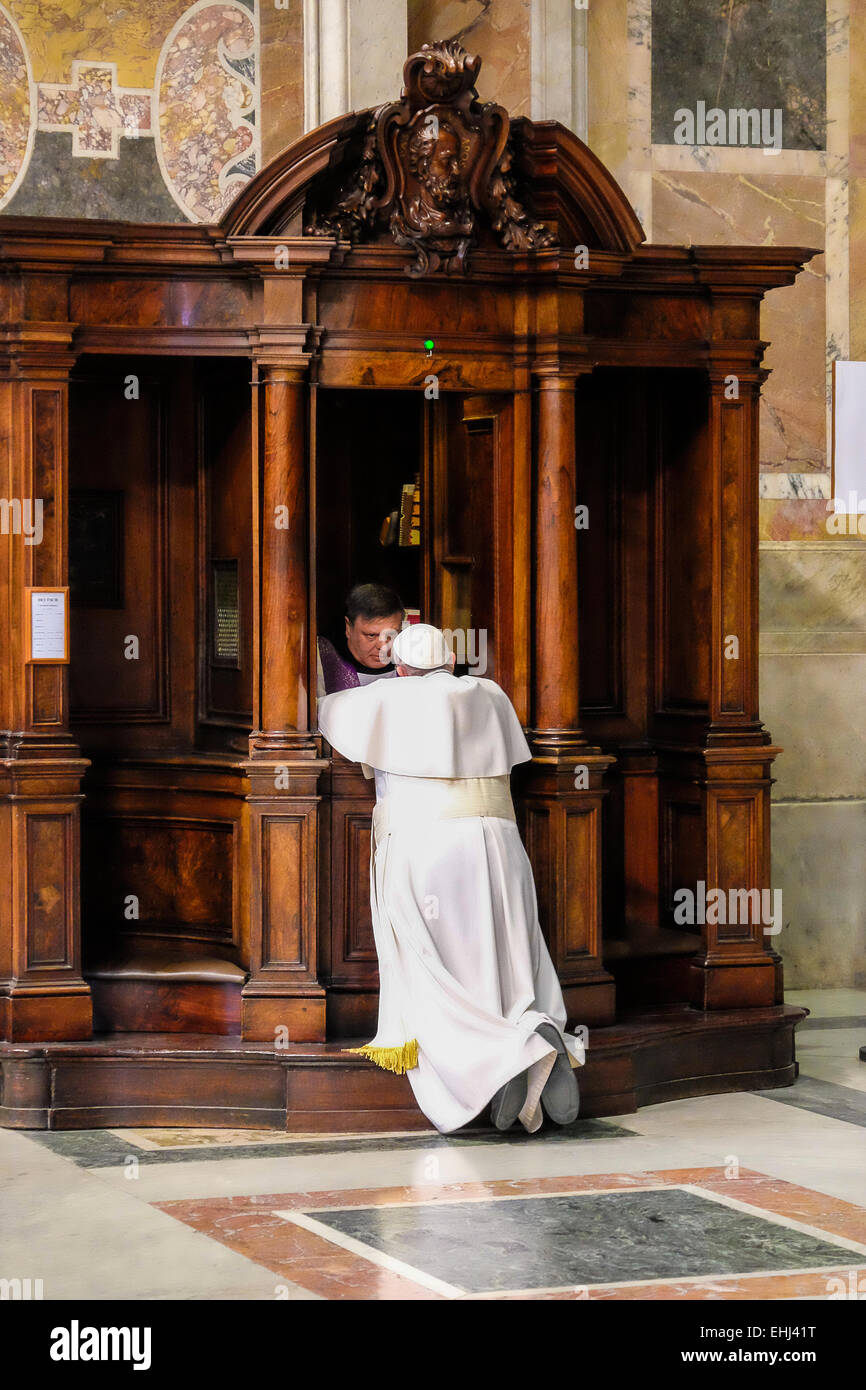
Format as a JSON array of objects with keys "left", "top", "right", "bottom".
[{"left": 306, "top": 40, "right": 556, "bottom": 275}]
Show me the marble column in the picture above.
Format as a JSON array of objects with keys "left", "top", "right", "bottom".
[
  {"left": 531, "top": 0, "right": 588, "bottom": 141},
  {"left": 304, "top": 0, "right": 407, "bottom": 128}
]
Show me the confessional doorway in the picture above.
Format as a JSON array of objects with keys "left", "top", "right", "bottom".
[
  {"left": 314, "top": 386, "right": 511, "bottom": 1036},
  {"left": 313, "top": 386, "right": 509, "bottom": 688}
]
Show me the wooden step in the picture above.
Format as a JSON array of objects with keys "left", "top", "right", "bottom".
[
  {"left": 85, "top": 938, "right": 246, "bottom": 1035},
  {"left": 0, "top": 1005, "right": 807, "bottom": 1132}
]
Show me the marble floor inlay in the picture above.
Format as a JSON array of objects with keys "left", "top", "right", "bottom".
[
  {"left": 157, "top": 1166, "right": 866, "bottom": 1300},
  {"left": 281, "top": 1186, "right": 863, "bottom": 1293}
]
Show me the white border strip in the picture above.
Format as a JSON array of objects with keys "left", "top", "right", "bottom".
[{"left": 273, "top": 1208, "right": 465, "bottom": 1297}]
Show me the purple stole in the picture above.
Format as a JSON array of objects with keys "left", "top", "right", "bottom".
[{"left": 318, "top": 636, "right": 362, "bottom": 694}]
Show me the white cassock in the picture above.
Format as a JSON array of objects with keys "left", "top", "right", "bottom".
[{"left": 317, "top": 671, "right": 585, "bottom": 1134}]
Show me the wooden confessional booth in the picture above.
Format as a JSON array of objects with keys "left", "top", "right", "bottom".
[{"left": 0, "top": 42, "right": 816, "bottom": 1131}]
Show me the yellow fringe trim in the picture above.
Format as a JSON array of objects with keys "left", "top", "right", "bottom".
[{"left": 342, "top": 1039, "right": 419, "bottom": 1074}]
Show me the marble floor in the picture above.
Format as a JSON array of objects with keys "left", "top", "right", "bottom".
[{"left": 2, "top": 988, "right": 865, "bottom": 1301}]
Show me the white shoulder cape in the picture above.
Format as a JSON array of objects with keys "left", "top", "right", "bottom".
[{"left": 317, "top": 671, "right": 532, "bottom": 778}]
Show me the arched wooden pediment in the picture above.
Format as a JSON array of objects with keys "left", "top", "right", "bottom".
[{"left": 221, "top": 41, "right": 644, "bottom": 266}]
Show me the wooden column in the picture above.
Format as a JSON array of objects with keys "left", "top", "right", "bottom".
[
  {"left": 688, "top": 364, "right": 779, "bottom": 1009},
  {"left": 0, "top": 334, "right": 92, "bottom": 1041},
  {"left": 242, "top": 362, "right": 327, "bottom": 1041},
  {"left": 521, "top": 370, "right": 616, "bottom": 1027}
]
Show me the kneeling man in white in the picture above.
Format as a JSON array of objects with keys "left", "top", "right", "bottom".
[{"left": 317, "top": 623, "right": 584, "bottom": 1134}]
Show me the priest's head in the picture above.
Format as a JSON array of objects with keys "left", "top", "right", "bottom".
[
  {"left": 392, "top": 623, "right": 456, "bottom": 677},
  {"left": 344, "top": 582, "right": 404, "bottom": 669}
]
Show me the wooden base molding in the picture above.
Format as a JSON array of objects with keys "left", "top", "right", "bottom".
[{"left": 0, "top": 1005, "right": 806, "bottom": 1132}]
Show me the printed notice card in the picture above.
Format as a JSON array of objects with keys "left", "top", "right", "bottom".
[{"left": 26, "top": 588, "right": 69, "bottom": 663}]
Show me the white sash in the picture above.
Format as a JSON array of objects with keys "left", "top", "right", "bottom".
[{"left": 372, "top": 774, "right": 515, "bottom": 842}]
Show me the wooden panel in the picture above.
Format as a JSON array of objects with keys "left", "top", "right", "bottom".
[
  {"left": 261, "top": 816, "right": 304, "bottom": 968},
  {"left": 198, "top": 360, "right": 253, "bottom": 735},
  {"left": 325, "top": 765, "right": 379, "bottom": 989},
  {"left": 30, "top": 388, "right": 66, "bottom": 727},
  {"left": 623, "top": 769, "right": 659, "bottom": 929},
  {"left": 663, "top": 797, "right": 704, "bottom": 929},
  {"left": 69, "top": 365, "right": 168, "bottom": 722},
  {"left": 344, "top": 813, "right": 376, "bottom": 962},
  {"left": 655, "top": 372, "right": 712, "bottom": 715},
  {"left": 25, "top": 814, "right": 71, "bottom": 967},
  {"left": 576, "top": 372, "right": 623, "bottom": 713},
  {"left": 82, "top": 815, "right": 235, "bottom": 945},
  {"left": 523, "top": 804, "right": 552, "bottom": 942},
  {"left": 578, "top": 370, "right": 653, "bottom": 744},
  {"left": 717, "top": 400, "right": 748, "bottom": 716},
  {"left": 710, "top": 792, "right": 762, "bottom": 944},
  {"left": 432, "top": 393, "right": 512, "bottom": 686},
  {"left": 563, "top": 804, "right": 598, "bottom": 961}
]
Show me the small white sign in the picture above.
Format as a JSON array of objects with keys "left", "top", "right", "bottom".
[
  {"left": 833, "top": 361, "right": 866, "bottom": 509},
  {"left": 30, "top": 589, "right": 67, "bottom": 661}
]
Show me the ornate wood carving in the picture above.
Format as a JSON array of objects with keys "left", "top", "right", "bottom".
[{"left": 306, "top": 41, "right": 555, "bottom": 274}]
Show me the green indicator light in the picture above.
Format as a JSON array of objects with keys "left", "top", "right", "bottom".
[{"left": 424, "top": 338, "right": 434, "bottom": 352}]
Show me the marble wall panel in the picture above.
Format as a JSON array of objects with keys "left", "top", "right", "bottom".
[
  {"left": 770, "top": 801, "right": 866, "bottom": 988},
  {"left": 850, "top": 177, "right": 866, "bottom": 362},
  {"left": 651, "top": 0, "right": 827, "bottom": 152},
  {"left": 760, "top": 542, "right": 866, "bottom": 637},
  {"left": 652, "top": 171, "right": 826, "bottom": 475},
  {"left": 407, "top": 0, "right": 532, "bottom": 117},
  {"left": 260, "top": 0, "right": 304, "bottom": 165},
  {"left": 587, "top": 0, "right": 629, "bottom": 179},
  {"left": 762, "top": 652, "right": 866, "bottom": 800}
]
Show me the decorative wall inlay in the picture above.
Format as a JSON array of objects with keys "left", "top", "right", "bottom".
[
  {"left": 38, "top": 60, "right": 152, "bottom": 158},
  {"left": 0, "top": 3, "right": 35, "bottom": 210},
  {"left": 155, "top": 0, "right": 260, "bottom": 221},
  {"left": 0, "top": 0, "right": 260, "bottom": 222},
  {"left": 759, "top": 473, "right": 832, "bottom": 501}
]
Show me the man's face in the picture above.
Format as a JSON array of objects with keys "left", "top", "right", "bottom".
[
  {"left": 345, "top": 612, "right": 403, "bottom": 668},
  {"left": 425, "top": 131, "right": 461, "bottom": 206}
]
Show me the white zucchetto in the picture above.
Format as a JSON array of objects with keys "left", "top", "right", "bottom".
[{"left": 391, "top": 623, "right": 452, "bottom": 670}]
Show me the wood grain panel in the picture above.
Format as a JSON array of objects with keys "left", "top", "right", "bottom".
[
  {"left": 710, "top": 793, "right": 761, "bottom": 944},
  {"left": 198, "top": 359, "right": 253, "bottom": 735},
  {"left": 563, "top": 804, "right": 598, "bottom": 960},
  {"left": 83, "top": 815, "right": 235, "bottom": 944},
  {"left": 655, "top": 373, "right": 711, "bottom": 714},
  {"left": 663, "top": 798, "right": 704, "bottom": 930},
  {"left": 25, "top": 814, "right": 71, "bottom": 967},
  {"left": 718, "top": 400, "right": 748, "bottom": 716},
  {"left": 261, "top": 815, "right": 304, "bottom": 968},
  {"left": 69, "top": 366, "right": 168, "bottom": 722},
  {"left": 344, "top": 813, "right": 376, "bottom": 962}
]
